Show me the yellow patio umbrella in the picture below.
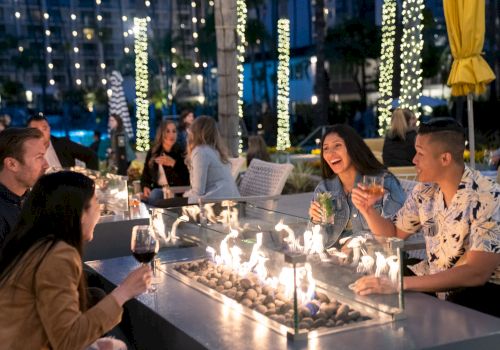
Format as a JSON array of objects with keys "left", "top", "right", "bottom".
[{"left": 443, "top": 0, "right": 496, "bottom": 169}]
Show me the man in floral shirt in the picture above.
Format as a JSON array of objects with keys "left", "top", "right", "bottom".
[{"left": 351, "top": 118, "right": 500, "bottom": 317}]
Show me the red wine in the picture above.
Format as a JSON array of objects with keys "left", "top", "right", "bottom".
[{"left": 133, "top": 251, "right": 157, "bottom": 264}]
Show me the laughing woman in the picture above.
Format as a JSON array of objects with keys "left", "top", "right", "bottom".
[{"left": 308, "top": 124, "right": 405, "bottom": 248}]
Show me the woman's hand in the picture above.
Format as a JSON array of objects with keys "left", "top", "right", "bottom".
[
  {"left": 142, "top": 187, "right": 151, "bottom": 199},
  {"left": 155, "top": 154, "right": 176, "bottom": 167},
  {"left": 351, "top": 275, "right": 398, "bottom": 296},
  {"left": 308, "top": 200, "right": 322, "bottom": 222},
  {"left": 111, "top": 265, "right": 152, "bottom": 306},
  {"left": 351, "top": 185, "right": 383, "bottom": 216}
]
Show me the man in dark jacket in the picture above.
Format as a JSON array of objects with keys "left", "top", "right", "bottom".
[
  {"left": 0, "top": 128, "right": 48, "bottom": 248},
  {"left": 27, "top": 115, "right": 99, "bottom": 170}
]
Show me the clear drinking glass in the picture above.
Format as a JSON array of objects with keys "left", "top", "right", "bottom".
[
  {"left": 361, "top": 175, "right": 384, "bottom": 197},
  {"left": 315, "top": 192, "right": 335, "bottom": 224},
  {"left": 131, "top": 225, "right": 159, "bottom": 293}
]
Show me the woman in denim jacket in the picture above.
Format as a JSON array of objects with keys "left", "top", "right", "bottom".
[{"left": 309, "top": 124, "right": 406, "bottom": 248}]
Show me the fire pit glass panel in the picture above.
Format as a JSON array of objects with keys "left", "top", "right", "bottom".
[{"left": 152, "top": 201, "right": 404, "bottom": 339}]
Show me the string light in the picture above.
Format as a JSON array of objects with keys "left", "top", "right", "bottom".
[
  {"left": 377, "top": 0, "right": 397, "bottom": 135},
  {"left": 75, "top": 63, "right": 80, "bottom": 69},
  {"left": 236, "top": 0, "right": 247, "bottom": 154},
  {"left": 15, "top": 11, "right": 21, "bottom": 19},
  {"left": 276, "top": 18, "right": 291, "bottom": 151},
  {"left": 400, "top": 0, "right": 425, "bottom": 119},
  {"left": 71, "top": 13, "right": 76, "bottom": 20},
  {"left": 76, "top": 79, "right": 82, "bottom": 85},
  {"left": 134, "top": 17, "right": 150, "bottom": 152}
]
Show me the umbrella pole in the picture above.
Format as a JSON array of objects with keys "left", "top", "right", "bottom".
[{"left": 467, "top": 93, "right": 475, "bottom": 169}]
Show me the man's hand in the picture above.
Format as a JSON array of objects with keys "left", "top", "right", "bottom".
[
  {"left": 351, "top": 275, "right": 398, "bottom": 296},
  {"left": 351, "top": 185, "right": 384, "bottom": 216}
]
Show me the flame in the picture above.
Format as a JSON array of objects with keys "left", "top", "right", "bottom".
[
  {"left": 170, "top": 215, "right": 189, "bottom": 242},
  {"left": 275, "top": 219, "right": 301, "bottom": 251},
  {"left": 206, "top": 224, "right": 317, "bottom": 307}
]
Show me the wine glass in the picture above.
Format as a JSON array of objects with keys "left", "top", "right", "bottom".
[{"left": 131, "top": 225, "right": 159, "bottom": 293}]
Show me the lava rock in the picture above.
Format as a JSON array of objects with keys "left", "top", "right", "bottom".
[
  {"left": 266, "top": 302, "right": 276, "bottom": 310},
  {"left": 241, "top": 298, "right": 252, "bottom": 307},
  {"left": 348, "top": 310, "right": 360, "bottom": 321},
  {"left": 255, "top": 305, "right": 268, "bottom": 314},
  {"left": 215, "top": 285, "right": 225, "bottom": 293},
  {"left": 335, "top": 304, "right": 350, "bottom": 320},
  {"left": 240, "top": 278, "right": 252, "bottom": 290},
  {"left": 224, "top": 281, "right": 233, "bottom": 289},
  {"left": 225, "top": 290, "right": 236, "bottom": 299},
  {"left": 278, "top": 302, "right": 292, "bottom": 314},
  {"left": 299, "top": 306, "right": 311, "bottom": 318},
  {"left": 235, "top": 291, "right": 245, "bottom": 301},
  {"left": 315, "top": 292, "right": 330, "bottom": 304},
  {"left": 262, "top": 285, "right": 273, "bottom": 295},
  {"left": 312, "top": 318, "right": 326, "bottom": 328},
  {"left": 244, "top": 289, "right": 258, "bottom": 301}
]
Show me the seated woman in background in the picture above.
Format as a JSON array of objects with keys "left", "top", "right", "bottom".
[
  {"left": 308, "top": 124, "right": 405, "bottom": 248},
  {"left": 382, "top": 108, "right": 417, "bottom": 167},
  {"left": 141, "top": 120, "right": 190, "bottom": 204},
  {"left": 176, "top": 110, "right": 195, "bottom": 154},
  {"left": 246, "top": 135, "right": 271, "bottom": 166},
  {"left": 98, "top": 114, "right": 136, "bottom": 175},
  {"left": 183, "top": 116, "right": 240, "bottom": 204},
  {"left": 0, "top": 171, "right": 151, "bottom": 350}
]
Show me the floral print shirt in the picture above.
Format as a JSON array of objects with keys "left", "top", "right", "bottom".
[{"left": 395, "top": 167, "right": 500, "bottom": 286}]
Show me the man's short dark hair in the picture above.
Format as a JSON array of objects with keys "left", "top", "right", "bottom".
[
  {"left": 0, "top": 128, "right": 43, "bottom": 171},
  {"left": 418, "top": 117, "right": 466, "bottom": 163},
  {"left": 26, "top": 114, "right": 48, "bottom": 126}
]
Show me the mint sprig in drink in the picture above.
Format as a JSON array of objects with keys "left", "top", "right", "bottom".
[{"left": 317, "top": 192, "right": 334, "bottom": 224}]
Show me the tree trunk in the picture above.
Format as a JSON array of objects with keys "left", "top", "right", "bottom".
[
  {"left": 215, "top": 0, "right": 239, "bottom": 156},
  {"left": 313, "top": 0, "right": 329, "bottom": 127}
]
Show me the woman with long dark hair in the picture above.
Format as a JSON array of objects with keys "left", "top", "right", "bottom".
[
  {"left": 0, "top": 171, "right": 151, "bottom": 349},
  {"left": 141, "top": 120, "right": 190, "bottom": 203},
  {"left": 308, "top": 124, "right": 405, "bottom": 248},
  {"left": 183, "top": 116, "right": 240, "bottom": 203}
]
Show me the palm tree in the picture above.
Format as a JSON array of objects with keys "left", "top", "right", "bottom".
[{"left": 214, "top": 0, "right": 239, "bottom": 156}]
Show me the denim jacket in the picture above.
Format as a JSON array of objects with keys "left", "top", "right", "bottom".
[{"left": 312, "top": 172, "right": 406, "bottom": 248}]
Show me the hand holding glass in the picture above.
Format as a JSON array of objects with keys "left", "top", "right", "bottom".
[
  {"left": 360, "top": 175, "right": 384, "bottom": 197},
  {"left": 131, "top": 225, "right": 159, "bottom": 293}
]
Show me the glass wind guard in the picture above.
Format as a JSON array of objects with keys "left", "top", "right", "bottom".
[{"left": 152, "top": 201, "right": 404, "bottom": 338}]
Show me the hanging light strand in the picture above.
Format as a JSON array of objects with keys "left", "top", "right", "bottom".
[
  {"left": 399, "top": 0, "right": 425, "bottom": 119},
  {"left": 276, "top": 18, "right": 291, "bottom": 151},
  {"left": 377, "top": 0, "right": 397, "bottom": 135},
  {"left": 134, "top": 17, "right": 150, "bottom": 152},
  {"left": 236, "top": 0, "right": 247, "bottom": 154}
]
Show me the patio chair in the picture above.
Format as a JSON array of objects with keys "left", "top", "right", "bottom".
[
  {"left": 364, "top": 138, "right": 385, "bottom": 153},
  {"left": 229, "top": 156, "right": 246, "bottom": 180},
  {"left": 389, "top": 166, "right": 418, "bottom": 181},
  {"left": 198, "top": 159, "right": 294, "bottom": 210}
]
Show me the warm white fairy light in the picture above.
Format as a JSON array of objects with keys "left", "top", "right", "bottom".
[
  {"left": 15, "top": 11, "right": 21, "bottom": 19},
  {"left": 276, "top": 18, "right": 291, "bottom": 151},
  {"left": 377, "top": 0, "right": 397, "bottom": 135},
  {"left": 134, "top": 17, "right": 150, "bottom": 152},
  {"left": 76, "top": 78, "right": 82, "bottom": 85},
  {"left": 48, "top": 63, "right": 53, "bottom": 69},
  {"left": 236, "top": 0, "right": 247, "bottom": 154},
  {"left": 72, "top": 30, "right": 77, "bottom": 37},
  {"left": 75, "top": 63, "right": 80, "bottom": 69},
  {"left": 49, "top": 79, "right": 55, "bottom": 85},
  {"left": 71, "top": 13, "right": 76, "bottom": 20},
  {"left": 124, "top": 47, "right": 130, "bottom": 53},
  {"left": 400, "top": 0, "right": 425, "bottom": 119}
]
